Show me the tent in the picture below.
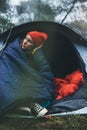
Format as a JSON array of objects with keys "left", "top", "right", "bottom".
[{"left": 0, "top": 21, "right": 87, "bottom": 117}]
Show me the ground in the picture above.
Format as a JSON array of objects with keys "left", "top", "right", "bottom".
[{"left": 0, "top": 115, "right": 87, "bottom": 130}]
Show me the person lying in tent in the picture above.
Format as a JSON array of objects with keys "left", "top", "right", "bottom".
[
  {"left": 0, "top": 30, "right": 84, "bottom": 117},
  {"left": 0, "top": 30, "right": 55, "bottom": 116},
  {"left": 20, "top": 31, "right": 84, "bottom": 116},
  {"left": 20, "top": 31, "right": 55, "bottom": 116}
]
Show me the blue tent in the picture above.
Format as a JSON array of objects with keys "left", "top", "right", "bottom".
[{"left": 0, "top": 21, "right": 87, "bottom": 117}]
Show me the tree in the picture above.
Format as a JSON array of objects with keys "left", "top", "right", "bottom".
[
  {"left": 35, "top": 1, "right": 55, "bottom": 21},
  {"left": 0, "top": 15, "right": 14, "bottom": 33},
  {"left": 16, "top": 0, "right": 56, "bottom": 23},
  {"left": 61, "top": 0, "right": 78, "bottom": 24},
  {"left": 0, "top": 0, "right": 8, "bottom": 13},
  {"left": 0, "top": 0, "right": 15, "bottom": 33}
]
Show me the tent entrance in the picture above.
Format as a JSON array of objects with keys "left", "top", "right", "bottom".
[{"left": 42, "top": 31, "right": 85, "bottom": 78}]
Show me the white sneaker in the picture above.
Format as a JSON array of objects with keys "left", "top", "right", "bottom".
[{"left": 31, "top": 103, "right": 48, "bottom": 117}]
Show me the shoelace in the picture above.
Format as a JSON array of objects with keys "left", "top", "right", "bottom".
[{"left": 33, "top": 103, "right": 43, "bottom": 112}]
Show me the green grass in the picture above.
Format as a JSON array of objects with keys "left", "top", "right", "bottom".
[{"left": 0, "top": 115, "right": 87, "bottom": 130}]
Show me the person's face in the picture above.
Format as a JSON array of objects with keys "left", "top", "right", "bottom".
[{"left": 21, "top": 34, "right": 34, "bottom": 51}]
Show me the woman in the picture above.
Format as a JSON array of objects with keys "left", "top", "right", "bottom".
[{"left": 20, "top": 31, "right": 55, "bottom": 116}]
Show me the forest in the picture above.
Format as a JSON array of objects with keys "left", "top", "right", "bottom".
[{"left": 0, "top": 0, "right": 87, "bottom": 39}]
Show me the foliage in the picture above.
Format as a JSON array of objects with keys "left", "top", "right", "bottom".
[
  {"left": 0, "top": 1, "right": 15, "bottom": 33},
  {"left": 16, "top": 0, "right": 56, "bottom": 23},
  {"left": 0, "top": 16, "right": 14, "bottom": 33},
  {"left": 0, "top": 0, "right": 87, "bottom": 33},
  {"left": 0, "top": 0, "right": 8, "bottom": 13}
]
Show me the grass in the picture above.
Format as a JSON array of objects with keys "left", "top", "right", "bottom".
[{"left": 0, "top": 115, "right": 87, "bottom": 130}]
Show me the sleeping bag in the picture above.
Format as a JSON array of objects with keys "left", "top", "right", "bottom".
[{"left": 0, "top": 37, "right": 54, "bottom": 110}]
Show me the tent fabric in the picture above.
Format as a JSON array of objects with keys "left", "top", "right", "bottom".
[
  {"left": 0, "top": 37, "right": 54, "bottom": 110},
  {"left": 75, "top": 44, "right": 87, "bottom": 72},
  {"left": 0, "top": 21, "right": 87, "bottom": 114}
]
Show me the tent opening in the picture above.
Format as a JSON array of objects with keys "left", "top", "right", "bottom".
[{"left": 42, "top": 31, "right": 85, "bottom": 78}]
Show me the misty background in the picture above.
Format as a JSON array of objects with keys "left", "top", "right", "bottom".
[{"left": 0, "top": 0, "right": 87, "bottom": 40}]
